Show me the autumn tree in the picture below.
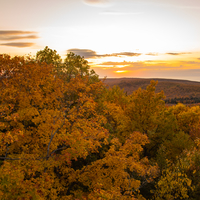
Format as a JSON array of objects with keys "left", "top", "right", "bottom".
[
  {"left": 0, "top": 54, "right": 106, "bottom": 199},
  {"left": 0, "top": 54, "right": 158, "bottom": 199},
  {"left": 170, "top": 103, "right": 200, "bottom": 134},
  {"left": 3, "top": 50, "right": 200, "bottom": 199},
  {"left": 125, "top": 80, "right": 165, "bottom": 135},
  {"left": 153, "top": 160, "right": 193, "bottom": 200},
  {"left": 94, "top": 85, "right": 129, "bottom": 143},
  {"left": 184, "top": 138, "right": 200, "bottom": 198}
]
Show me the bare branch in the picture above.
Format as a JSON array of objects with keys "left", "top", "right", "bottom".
[
  {"left": 5, "top": 143, "right": 10, "bottom": 158},
  {"left": 49, "top": 145, "right": 68, "bottom": 156},
  {"left": 46, "top": 118, "right": 65, "bottom": 159}
]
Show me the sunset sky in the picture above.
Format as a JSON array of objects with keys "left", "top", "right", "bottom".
[{"left": 1, "top": 0, "right": 200, "bottom": 81}]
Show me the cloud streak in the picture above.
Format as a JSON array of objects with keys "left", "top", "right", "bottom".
[
  {"left": 0, "top": 35, "right": 39, "bottom": 41},
  {"left": 166, "top": 52, "right": 191, "bottom": 56},
  {"left": 67, "top": 49, "right": 98, "bottom": 59},
  {"left": 111, "top": 52, "right": 142, "bottom": 57},
  {"left": 82, "top": 0, "right": 112, "bottom": 7},
  {"left": 181, "top": 61, "right": 200, "bottom": 65},
  {"left": 0, "top": 31, "right": 37, "bottom": 35},
  {"left": 146, "top": 52, "right": 159, "bottom": 56},
  {"left": 67, "top": 48, "right": 141, "bottom": 59},
  {"left": 0, "top": 31, "right": 39, "bottom": 40},
  {"left": 100, "top": 61, "right": 135, "bottom": 66},
  {"left": 96, "top": 59, "right": 200, "bottom": 71},
  {"left": 0, "top": 30, "right": 39, "bottom": 48},
  {"left": 92, "top": 58, "right": 200, "bottom": 80},
  {"left": 0, "top": 42, "right": 35, "bottom": 48}
]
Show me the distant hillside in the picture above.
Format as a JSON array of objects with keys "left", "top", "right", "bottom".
[{"left": 102, "top": 78, "right": 200, "bottom": 104}]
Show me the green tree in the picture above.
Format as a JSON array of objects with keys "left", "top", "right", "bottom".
[
  {"left": 36, "top": 46, "right": 62, "bottom": 66},
  {"left": 63, "top": 52, "right": 99, "bottom": 82},
  {"left": 36, "top": 47, "right": 99, "bottom": 83}
]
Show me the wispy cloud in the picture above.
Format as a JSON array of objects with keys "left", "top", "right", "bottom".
[
  {"left": 181, "top": 61, "right": 200, "bottom": 65},
  {"left": 97, "top": 61, "right": 149, "bottom": 71},
  {"left": 111, "top": 52, "right": 142, "bottom": 57},
  {"left": 100, "top": 61, "right": 135, "bottom": 66},
  {"left": 67, "top": 49, "right": 98, "bottom": 59},
  {"left": 67, "top": 48, "right": 141, "bottom": 59},
  {"left": 0, "top": 31, "right": 39, "bottom": 41},
  {"left": 0, "top": 35, "right": 39, "bottom": 41},
  {"left": 146, "top": 52, "right": 159, "bottom": 56},
  {"left": 96, "top": 60, "right": 200, "bottom": 71},
  {"left": 0, "top": 30, "right": 39, "bottom": 48},
  {"left": 0, "top": 31, "right": 37, "bottom": 35},
  {"left": 82, "top": 0, "right": 112, "bottom": 7},
  {"left": 0, "top": 42, "right": 35, "bottom": 48},
  {"left": 166, "top": 52, "right": 191, "bottom": 56}
]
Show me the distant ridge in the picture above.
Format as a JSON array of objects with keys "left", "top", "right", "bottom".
[{"left": 102, "top": 78, "right": 200, "bottom": 103}]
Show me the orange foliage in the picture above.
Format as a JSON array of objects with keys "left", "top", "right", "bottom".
[{"left": 0, "top": 54, "right": 158, "bottom": 199}]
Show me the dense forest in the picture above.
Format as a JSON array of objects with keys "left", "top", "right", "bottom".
[
  {"left": 1, "top": 47, "right": 200, "bottom": 199},
  {"left": 104, "top": 78, "right": 200, "bottom": 105}
]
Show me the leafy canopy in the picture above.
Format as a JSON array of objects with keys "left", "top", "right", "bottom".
[{"left": 0, "top": 52, "right": 158, "bottom": 199}]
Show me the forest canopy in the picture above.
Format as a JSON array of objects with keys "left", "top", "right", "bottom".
[{"left": 0, "top": 47, "right": 200, "bottom": 199}]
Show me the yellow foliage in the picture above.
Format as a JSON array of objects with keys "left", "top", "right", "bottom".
[
  {"left": 125, "top": 80, "right": 165, "bottom": 134},
  {"left": 0, "top": 55, "right": 158, "bottom": 199},
  {"left": 153, "top": 161, "right": 194, "bottom": 200}
]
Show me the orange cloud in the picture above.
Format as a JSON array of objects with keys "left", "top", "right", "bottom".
[
  {"left": 93, "top": 63, "right": 200, "bottom": 81},
  {"left": 145, "top": 52, "right": 159, "bottom": 56},
  {"left": 96, "top": 59, "right": 200, "bottom": 72},
  {"left": 0, "top": 43, "right": 35, "bottom": 48},
  {"left": 0, "top": 30, "right": 39, "bottom": 48},
  {"left": 181, "top": 61, "right": 200, "bottom": 65},
  {"left": 82, "top": 0, "right": 111, "bottom": 7},
  {"left": 0, "top": 31, "right": 39, "bottom": 41},
  {"left": 166, "top": 52, "right": 191, "bottom": 56},
  {"left": 0, "top": 31, "right": 37, "bottom": 35},
  {"left": 0, "top": 35, "right": 39, "bottom": 41},
  {"left": 100, "top": 61, "right": 134, "bottom": 65}
]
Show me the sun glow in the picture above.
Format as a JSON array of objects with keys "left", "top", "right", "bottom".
[{"left": 114, "top": 70, "right": 129, "bottom": 74}]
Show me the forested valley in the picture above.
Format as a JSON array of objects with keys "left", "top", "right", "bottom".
[
  {"left": 104, "top": 78, "right": 200, "bottom": 105},
  {"left": 1, "top": 47, "right": 200, "bottom": 199}
]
